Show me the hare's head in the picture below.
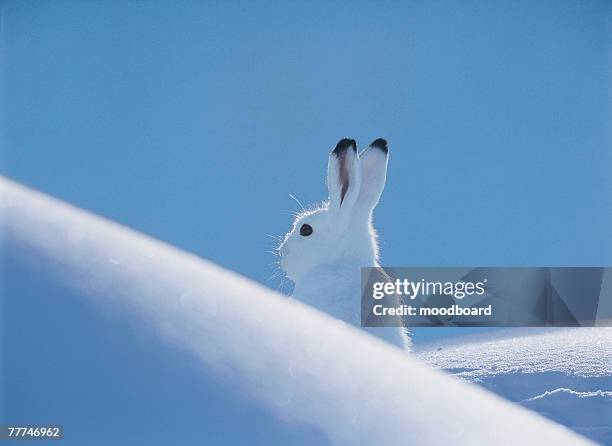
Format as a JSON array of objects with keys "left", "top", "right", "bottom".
[{"left": 279, "top": 138, "right": 390, "bottom": 283}]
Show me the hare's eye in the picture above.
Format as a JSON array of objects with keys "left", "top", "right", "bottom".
[{"left": 300, "top": 223, "right": 313, "bottom": 236}]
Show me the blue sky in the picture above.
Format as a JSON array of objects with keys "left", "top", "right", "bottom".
[
  {"left": 2, "top": 0, "right": 611, "bottom": 443},
  {"left": 4, "top": 0, "right": 611, "bottom": 284}
]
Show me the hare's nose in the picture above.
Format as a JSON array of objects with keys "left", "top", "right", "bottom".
[{"left": 280, "top": 244, "right": 289, "bottom": 257}]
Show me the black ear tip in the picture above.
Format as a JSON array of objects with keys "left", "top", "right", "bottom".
[
  {"left": 370, "top": 138, "right": 388, "bottom": 153},
  {"left": 332, "top": 138, "right": 357, "bottom": 156}
]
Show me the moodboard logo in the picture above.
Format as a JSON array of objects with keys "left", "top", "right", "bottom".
[{"left": 361, "top": 267, "right": 612, "bottom": 327}]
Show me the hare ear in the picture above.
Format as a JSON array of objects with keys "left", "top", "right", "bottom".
[
  {"left": 356, "top": 138, "right": 389, "bottom": 215},
  {"left": 327, "top": 138, "right": 361, "bottom": 211}
]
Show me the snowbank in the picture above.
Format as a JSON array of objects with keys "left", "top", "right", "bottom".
[
  {"left": 0, "top": 176, "right": 595, "bottom": 445},
  {"left": 416, "top": 328, "right": 612, "bottom": 379},
  {"left": 417, "top": 329, "right": 612, "bottom": 444}
]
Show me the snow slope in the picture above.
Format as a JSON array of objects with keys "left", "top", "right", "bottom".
[
  {"left": 0, "top": 176, "right": 596, "bottom": 445},
  {"left": 417, "top": 329, "right": 612, "bottom": 445}
]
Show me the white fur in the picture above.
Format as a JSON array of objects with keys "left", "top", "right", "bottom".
[{"left": 279, "top": 138, "right": 411, "bottom": 350}]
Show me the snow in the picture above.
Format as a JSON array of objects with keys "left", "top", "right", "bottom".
[
  {"left": 0, "top": 176, "right": 598, "bottom": 445},
  {"left": 524, "top": 389, "right": 612, "bottom": 401},
  {"left": 416, "top": 328, "right": 612, "bottom": 379},
  {"left": 416, "top": 328, "right": 612, "bottom": 444}
]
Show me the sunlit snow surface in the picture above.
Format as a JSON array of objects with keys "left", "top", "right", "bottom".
[
  {"left": 0, "top": 176, "right": 602, "bottom": 445},
  {"left": 417, "top": 329, "right": 612, "bottom": 445}
]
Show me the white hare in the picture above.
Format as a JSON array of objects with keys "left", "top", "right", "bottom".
[{"left": 279, "top": 138, "right": 410, "bottom": 350}]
